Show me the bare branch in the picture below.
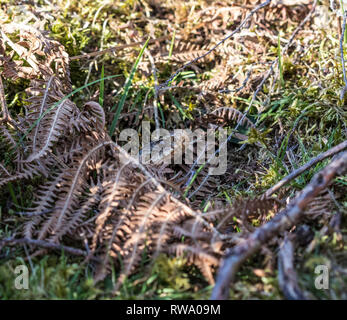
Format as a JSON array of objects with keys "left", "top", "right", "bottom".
[
  {"left": 185, "top": 1, "right": 318, "bottom": 196},
  {"left": 265, "top": 140, "right": 347, "bottom": 197},
  {"left": 211, "top": 151, "right": 347, "bottom": 300},
  {"left": 278, "top": 234, "right": 306, "bottom": 300},
  {"left": 158, "top": 0, "right": 273, "bottom": 91}
]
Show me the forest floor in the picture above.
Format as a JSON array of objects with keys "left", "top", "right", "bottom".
[{"left": 0, "top": 0, "right": 346, "bottom": 299}]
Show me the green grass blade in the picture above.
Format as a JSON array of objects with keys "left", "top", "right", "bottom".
[
  {"left": 168, "top": 30, "right": 176, "bottom": 60},
  {"left": 183, "top": 163, "right": 206, "bottom": 197},
  {"left": 169, "top": 93, "right": 193, "bottom": 121},
  {"left": 108, "top": 38, "right": 150, "bottom": 137},
  {"left": 7, "top": 182, "right": 18, "bottom": 207},
  {"left": 158, "top": 102, "right": 165, "bottom": 127},
  {"left": 99, "top": 63, "right": 105, "bottom": 107}
]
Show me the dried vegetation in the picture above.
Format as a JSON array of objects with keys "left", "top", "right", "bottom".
[{"left": 0, "top": 0, "right": 346, "bottom": 299}]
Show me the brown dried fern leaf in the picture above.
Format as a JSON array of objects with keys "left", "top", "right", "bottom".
[
  {"left": 156, "top": 41, "right": 213, "bottom": 64},
  {"left": 211, "top": 107, "right": 255, "bottom": 129},
  {"left": 0, "top": 23, "right": 71, "bottom": 90},
  {"left": 0, "top": 21, "right": 230, "bottom": 289}
]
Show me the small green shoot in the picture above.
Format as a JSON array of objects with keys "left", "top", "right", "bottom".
[
  {"left": 109, "top": 38, "right": 150, "bottom": 136},
  {"left": 99, "top": 63, "right": 105, "bottom": 107},
  {"left": 168, "top": 30, "right": 176, "bottom": 61}
]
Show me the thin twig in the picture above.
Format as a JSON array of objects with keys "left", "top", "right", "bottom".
[
  {"left": 186, "top": 1, "right": 317, "bottom": 197},
  {"left": 13, "top": 208, "right": 59, "bottom": 216},
  {"left": 265, "top": 140, "right": 347, "bottom": 197},
  {"left": 158, "top": 0, "right": 272, "bottom": 91},
  {"left": 278, "top": 234, "right": 306, "bottom": 300},
  {"left": 146, "top": 48, "right": 160, "bottom": 131},
  {"left": 218, "top": 68, "right": 253, "bottom": 94},
  {"left": 0, "top": 75, "right": 9, "bottom": 120},
  {"left": 211, "top": 151, "right": 347, "bottom": 300},
  {"left": 0, "top": 162, "right": 10, "bottom": 176}
]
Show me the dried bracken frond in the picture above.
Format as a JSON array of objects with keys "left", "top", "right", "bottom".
[
  {"left": 217, "top": 197, "right": 282, "bottom": 233},
  {"left": 0, "top": 21, "right": 225, "bottom": 288},
  {"left": 0, "top": 23, "right": 71, "bottom": 91},
  {"left": 156, "top": 41, "right": 213, "bottom": 64},
  {"left": 211, "top": 107, "right": 255, "bottom": 128}
]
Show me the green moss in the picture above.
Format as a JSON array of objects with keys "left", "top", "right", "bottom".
[
  {"left": 51, "top": 19, "right": 90, "bottom": 57},
  {"left": 0, "top": 255, "right": 100, "bottom": 299}
]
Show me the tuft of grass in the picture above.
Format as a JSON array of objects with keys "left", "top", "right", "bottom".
[{"left": 109, "top": 38, "right": 150, "bottom": 137}]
